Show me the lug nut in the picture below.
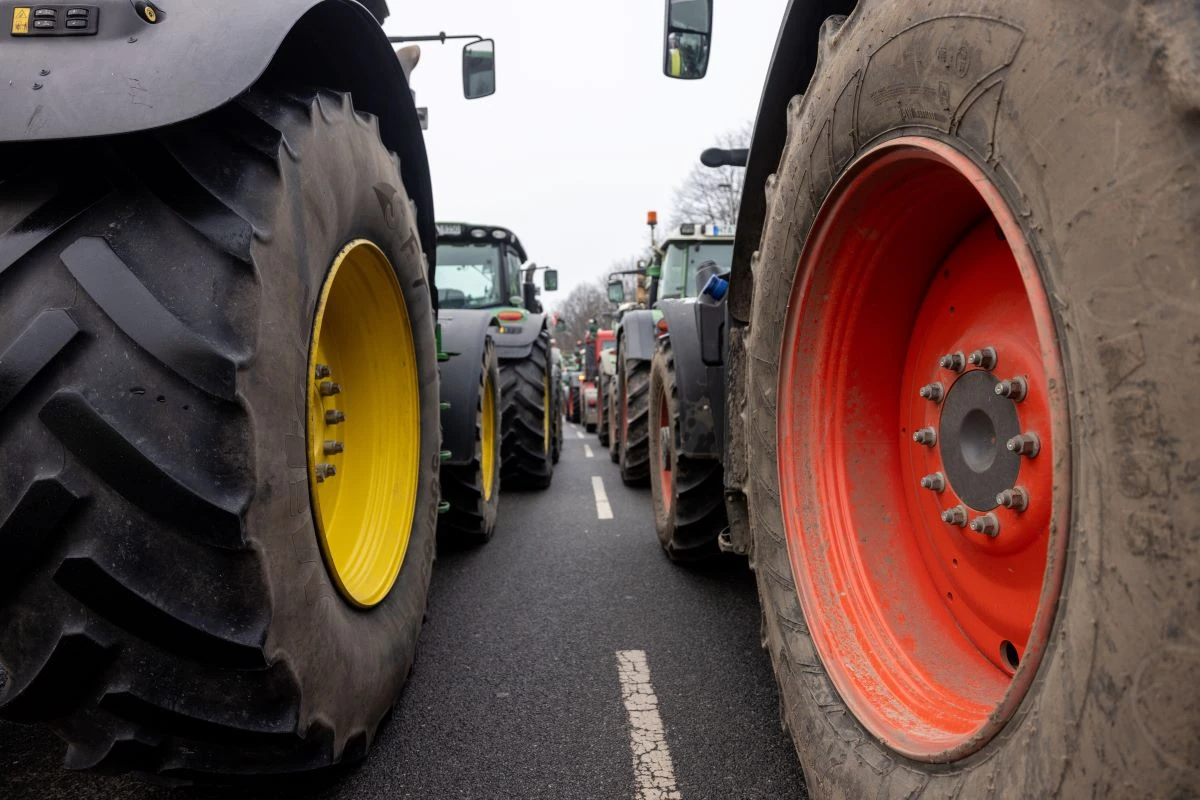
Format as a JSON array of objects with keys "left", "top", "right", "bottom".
[
  {"left": 323, "top": 440, "right": 345, "bottom": 456},
  {"left": 994, "top": 376, "right": 1029, "bottom": 401},
  {"left": 918, "top": 383, "right": 944, "bottom": 402},
  {"left": 912, "top": 427, "right": 937, "bottom": 447},
  {"left": 969, "top": 513, "right": 1001, "bottom": 537},
  {"left": 315, "top": 463, "right": 337, "bottom": 482},
  {"left": 939, "top": 352, "right": 965, "bottom": 373},
  {"left": 996, "top": 486, "right": 1030, "bottom": 512},
  {"left": 325, "top": 410, "right": 346, "bottom": 425},
  {"left": 1006, "top": 432, "right": 1040, "bottom": 457},
  {"left": 319, "top": 381, "right": 342, "bottom": 396},
  {"left": 920, "top": 472, "right": 946, "bottom": 492},
  {"left": 315, "top": 364, "right": 332, "bottom": 379},
  {"left": 968, "top": 346, "right": 998, "bottom": 370},
  {"left": 941, "top": 505, "right": 968, "bottom": 527}
]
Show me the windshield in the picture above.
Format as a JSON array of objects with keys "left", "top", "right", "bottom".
[
  {"left": 601, "top": 340, "right": 616, "bottom": 351},
  {"left": 659, "top": 240, "right": 734, "bottom": 299},
  {"left": 436, "top": 243, "right": 503, "bottom": 309}
]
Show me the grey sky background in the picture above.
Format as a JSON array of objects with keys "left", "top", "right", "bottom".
[{"left": 382, "top": 0, "right": 789, "bottom": 304}]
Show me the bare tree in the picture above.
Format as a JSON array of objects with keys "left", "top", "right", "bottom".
[
  {"left": 549, "top": 279, "right": 612, "bottom": 353},
  {"left": 667, "top": 122, "right": 752, "bottom": 231}
]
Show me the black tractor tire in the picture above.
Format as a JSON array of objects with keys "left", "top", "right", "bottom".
[
  {"left": 743, "top": 2, "right": 1199, "bottom": 798},
  {"left": 649, "top": 342, "right": 725, "bottom": 561},
  {"left": 608, "top": 379, "right": 620, "bottom": 463},
  {"left": 551, "top": 379, "right": 563, "bottom": 465},
  {"left": 438, "top": 339, "right": 501, "bottom": 544},
  {"left": 0, "top": 87, "right": 440, "bottom": 778},
  {"left": 618, "top": 345, "right": 651, "bottom": 486},
  {"left": 597, "top": 374, "right": 610, "bottom": 447},
  {"left": 499, "top": 329, "right": 553, "bottom": 489}
]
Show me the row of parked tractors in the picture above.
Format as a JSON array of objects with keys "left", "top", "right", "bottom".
[{"left": 0, "top": 0, "right": 1194, "bottom": 795}]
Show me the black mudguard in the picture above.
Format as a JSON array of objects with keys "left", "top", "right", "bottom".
[
  {"left": 658, "top": 299, "right": 725, "bottom": 460},
  {"left": 492, "top": 313, "right": 548, "bottom": 361},
  {"left": 728, "top": 0, "right": 855, "bottom": 323},
  {"left": 438, "top": 310, "right": 497, "bottom": 465},
  {"left": 620, "top": 309, "right": 658, "bottom": 363},
  {"left": 0, "top": 0, "right": 436, "bottom": 274}
]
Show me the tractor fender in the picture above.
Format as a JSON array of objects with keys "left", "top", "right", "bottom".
[
  {"left": 0, "top": 0, "right": 436, "bottom": 274},
  {"left": 658, "top": 299, "right": 725, "bottom": 460},
  {"left": 728, "top": 0, "right": 856, "bottom": 323},
  {"left": 439, "top": 310, "right": 498, "bottom": 465},
  {"left": 619, "top": 309, "right": 657, "bottom": 363},
  {"left": 492, "top": 313, "right": 548, "bottom": 362}
]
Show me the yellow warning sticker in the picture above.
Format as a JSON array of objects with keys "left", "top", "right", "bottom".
[{"left": 12, "top": 7, "right": 31, "bottom": 35}]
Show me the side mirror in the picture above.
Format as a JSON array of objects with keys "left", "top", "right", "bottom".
[
  {"left": 544, "top": 269, "right": 558, "bottom": 292},
  {"left": 555, "top": 318, "right": 567, "bottom": 333},
  {"left": 663, "top": 0, "right": 712, "bottom": 80},
  {"left": 463, "top": 39, "right": 496, "bottom": 99},
  {"left": 608, "top": 280, "right": 626, "bottom": 304}
]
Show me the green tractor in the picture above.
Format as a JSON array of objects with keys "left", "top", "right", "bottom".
[
  {"left": 0, "top": 0, "right": 491, "bottom": 779},
  {"left": 610, "top": 221, "right": 733, "bottom": 487},
  {"left": 435, "top": 223, "right": 559, "bottom": 539}
]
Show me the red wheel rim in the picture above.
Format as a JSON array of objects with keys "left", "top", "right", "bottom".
[
  {"left": 656, "top": 387, "right": 672, "bottom": 515},
  {"left": 777, "top": 137, "right": 1070, "bottom": 760}
]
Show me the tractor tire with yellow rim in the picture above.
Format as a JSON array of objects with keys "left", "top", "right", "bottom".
[
  {"left": 744, "top": 2, "right": 1199, "bottom": 796},
  {"left": 498, "top": 329, "right": 554, "bottom": 489},
  {"left": 438, "top": 338, "right": 501, "bottom": 543},
  {"left": 0, "top": 85, "right": 439, "bottom": 778}
]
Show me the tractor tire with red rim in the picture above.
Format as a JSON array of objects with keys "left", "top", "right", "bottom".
[
  {"left": 649, "top": 341, "right": 725, "bottom": 561},
  {"left": 744, "top": 2, "right": 1199, "bottom": 797},
  {"left": 438, "top": 339, "right": 501, "bottom": 544}
]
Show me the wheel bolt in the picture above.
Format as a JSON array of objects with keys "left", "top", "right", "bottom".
[
  {"left": 319, "top": 381, "right": 342, "bottom": 397},
  {"left": 323, "top": 440, "right": 345, "bottom": 456},
  {"left": 941, "top": 505, "right": 968, "bottom": 527},
  {"left": 918, "top": 382, "right": 944, "bottom": 402},
  {"left": 912, "top": 427, "right": 937, "bottom": 446},
  {"left": 968, "top": 346, "right": 998, "bottom": 370},
  {"left": 325, "top": 409, "right": 346, "bottom": 425},
  {"left": 994, "top": 376, "right": 1029, "bottom": 401},
  {"left": 969, "top": 513, "right": 1001, "bottom": 537},
  {"left": 315, "top": 463, "right": 337, "bottom": 482},
  {"left": 939, "top": 352, "right": 965, "bottom": 373},
  {"left": 315, "top": 364, "right": 332, "bottom": 379},
  {"left": 920, "top": 472, "right": 946, "bottom": 492},
  {"left": 1006, "top": 432, "right": 1040, "bottom": 457},
  {"left": 996, "top": 486, "right": 1030, "bottom": 512}
]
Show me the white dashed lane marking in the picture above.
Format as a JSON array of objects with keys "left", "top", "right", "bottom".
[
  {"left": 592, "top": 475, "right": 612, "bottom": 520},
  {"left": 616, "top": 650, "right": 682, "bottom": 800},
  {"left": 584, "top": 444, "right": 595, "bottom": 458},
  {"left": 576, "top": 430, "right": 586, "bottom": 438}
]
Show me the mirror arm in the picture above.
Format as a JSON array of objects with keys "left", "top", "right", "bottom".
[{"left": 388, "top": 32, "right": 484, "bottom": 44}]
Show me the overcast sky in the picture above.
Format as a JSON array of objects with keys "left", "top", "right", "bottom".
[{"left": 381, "top": 0, "right": 789, "bottom": 303}]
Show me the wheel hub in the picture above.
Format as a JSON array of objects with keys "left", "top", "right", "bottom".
[{"left": 935, "top": 368, "right": 1020, "bottom": 511}]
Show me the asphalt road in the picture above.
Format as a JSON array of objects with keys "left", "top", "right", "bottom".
[{"left": 0, "top": 422, "right": 807, "bottom": 800}]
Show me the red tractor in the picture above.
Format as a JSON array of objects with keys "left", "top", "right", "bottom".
[{"left": 579, "top": 325, "right": 614, "bottom": 433}]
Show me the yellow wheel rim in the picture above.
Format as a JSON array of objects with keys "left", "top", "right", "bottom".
[
  {"left": 543, "top": 376, "right": 550, "bottom": 453},
  {"left": 481, "top": 371, "right": 496, "bottom": 501},
  {"left": 307, "top": 240, "right": 421, "bottom": 608}
]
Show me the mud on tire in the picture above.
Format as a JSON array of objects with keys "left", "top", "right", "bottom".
[
  {"left": 0, "top": 87, "right": 440, "bottom": 778},
  {"left": 649, "top": 342, "right": 725, "bottom": 561},
  {"left": 743, "top": 2, "right": 1200, "bottom": 797}
]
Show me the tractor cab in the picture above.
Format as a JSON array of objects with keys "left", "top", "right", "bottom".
[
  {"left": 654, "top": 223, "right": 734, "bottom": 301},
  {"left": 435, "top": 223, "right": 557, "bottom": 313}
]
